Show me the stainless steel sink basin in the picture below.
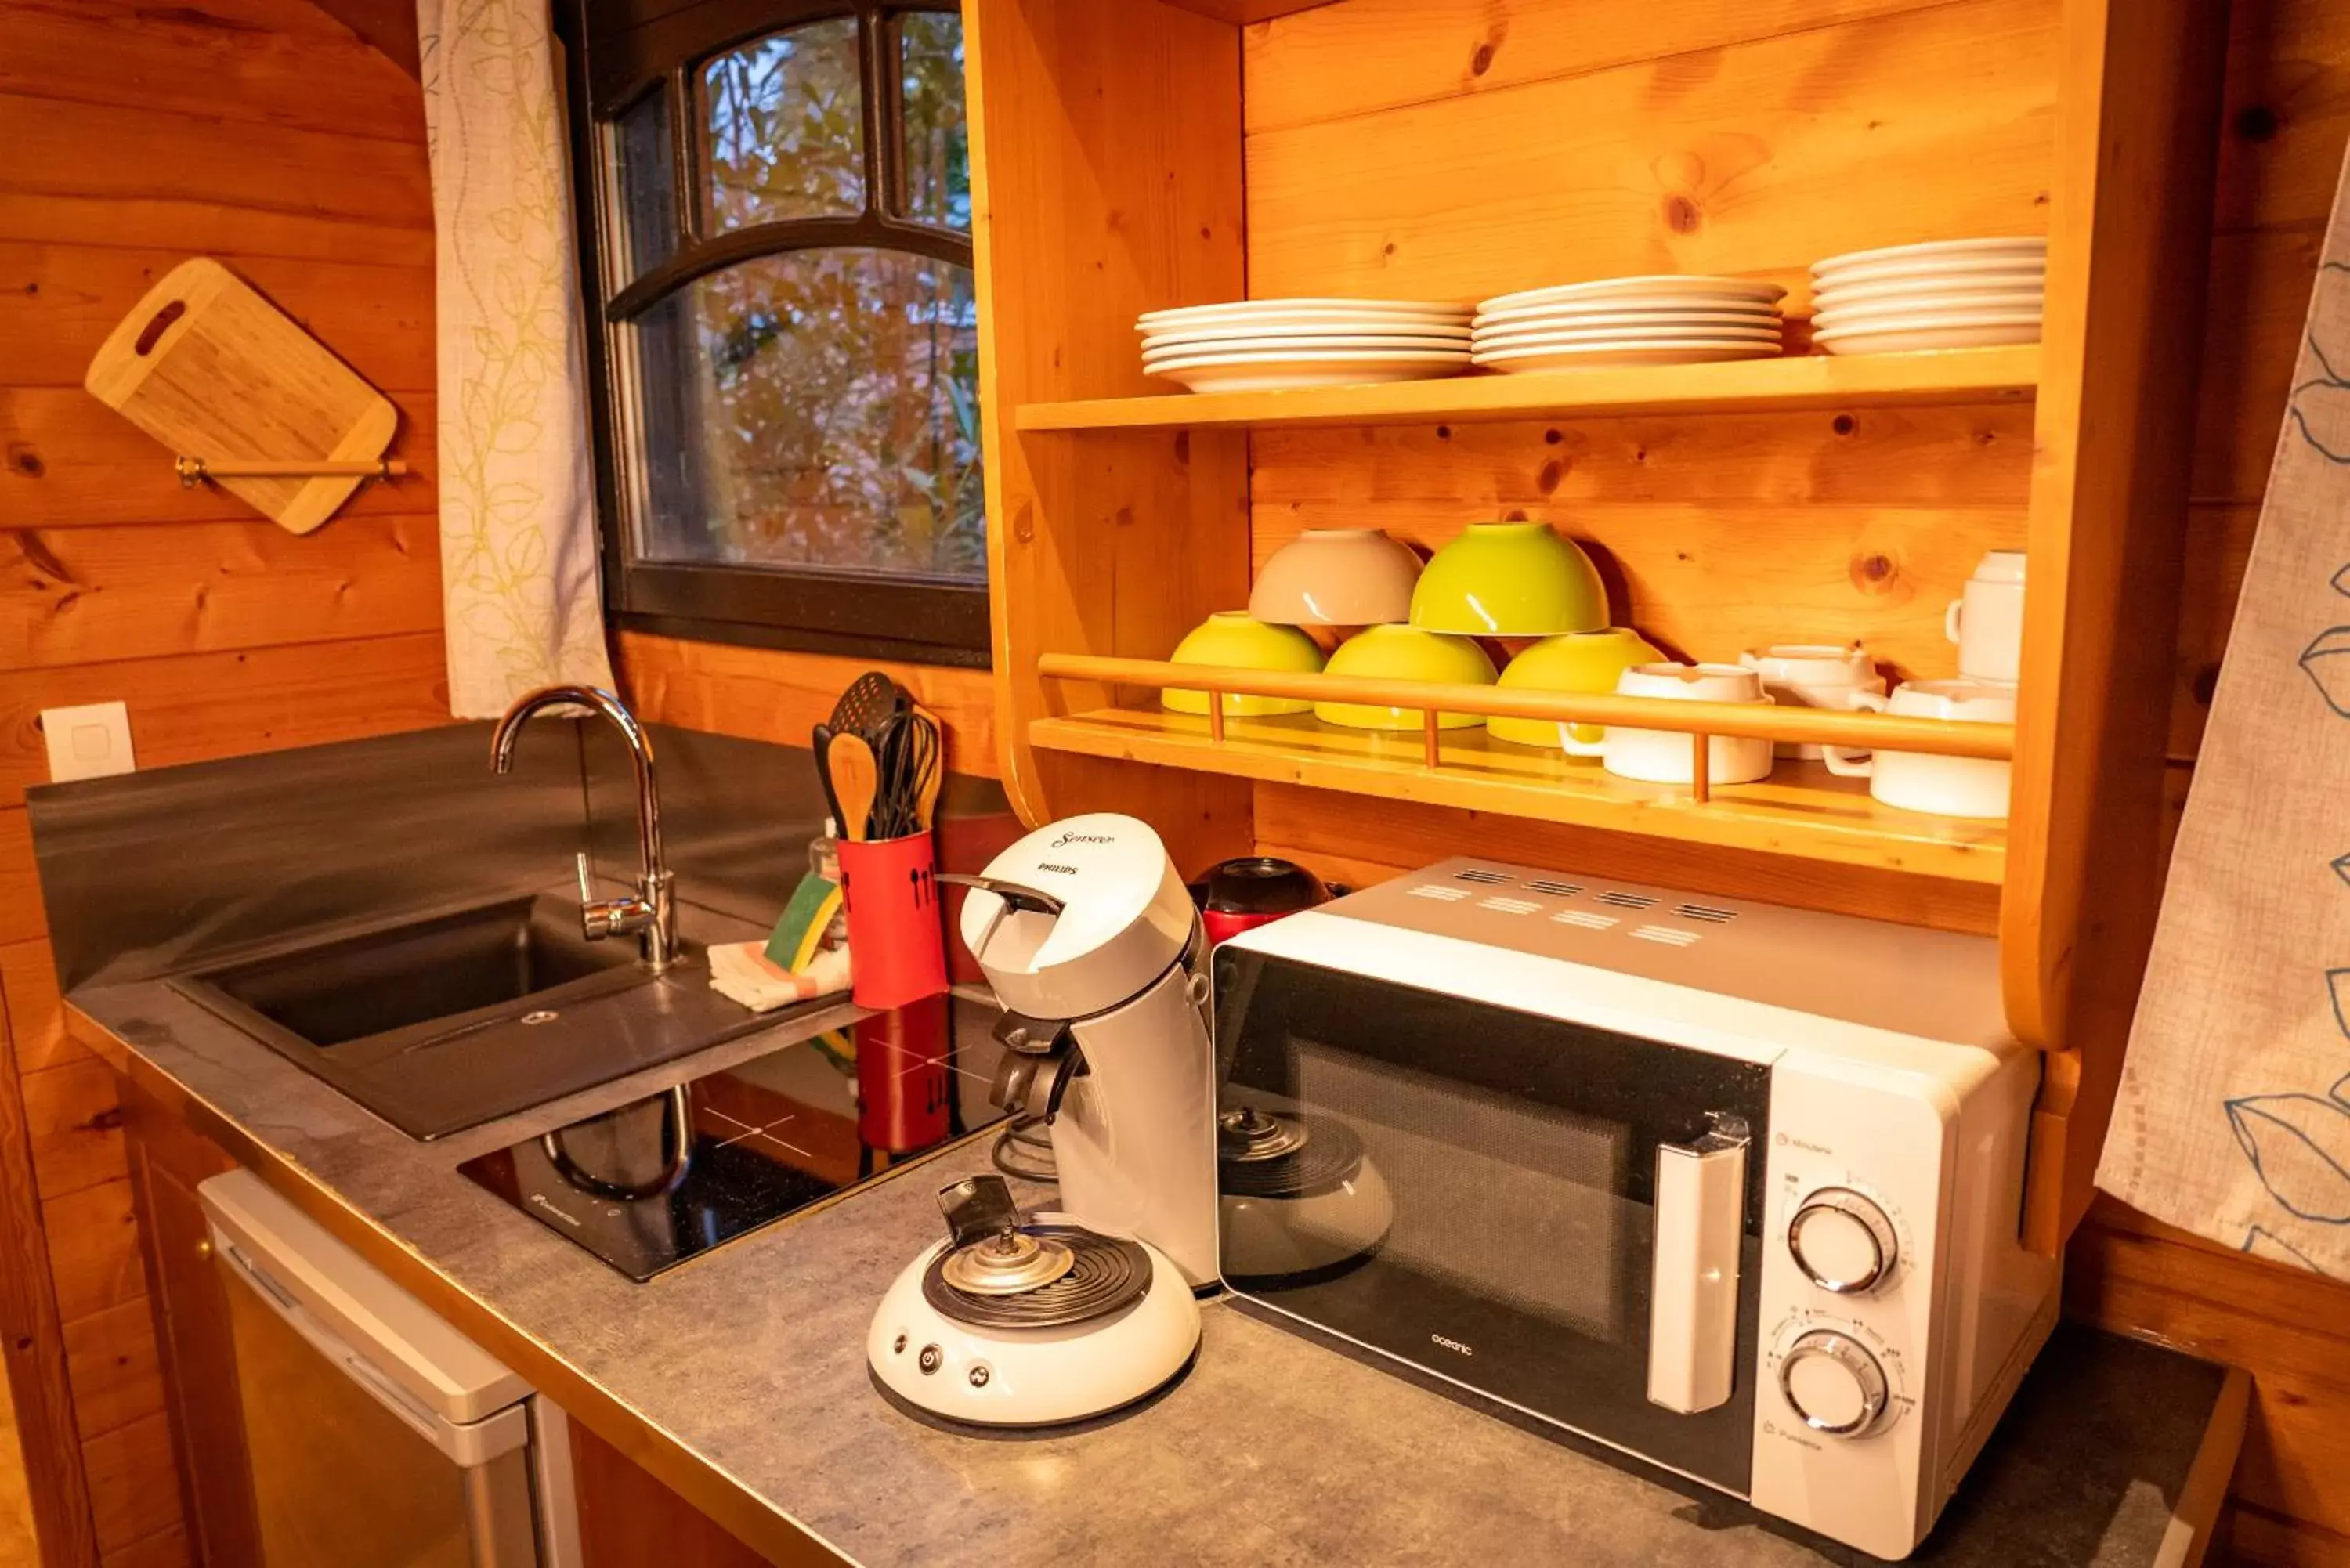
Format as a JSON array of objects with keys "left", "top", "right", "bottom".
[
  {"left": 173, "top": 894, "right": 811, "bottom": 1140},
  {"left": 193, "top": 894, "right": 642, "bottom": 1049}
]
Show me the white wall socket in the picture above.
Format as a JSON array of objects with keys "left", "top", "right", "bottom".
[{"left": 42, "top": 701, "right": 136, "bottom": 783}]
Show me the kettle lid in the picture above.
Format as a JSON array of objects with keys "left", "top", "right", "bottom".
[{"left": 959, "top": 814, "right": 1194, "bottom": 1020}]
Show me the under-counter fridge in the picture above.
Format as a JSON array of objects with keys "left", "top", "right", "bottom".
[{"left": 199, "top": 1169, "right": 581, "bottom": 1568}]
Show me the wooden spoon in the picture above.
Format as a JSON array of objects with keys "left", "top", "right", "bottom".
[{"left": 830, "top": 734, "right": 879, "bottom": 841}]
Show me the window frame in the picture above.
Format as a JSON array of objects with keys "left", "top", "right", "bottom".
[{"left": 557, "top": 0, "right": 990, "bottom": 667}]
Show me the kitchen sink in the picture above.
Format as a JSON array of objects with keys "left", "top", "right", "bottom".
[
  {"left": 173, "top": 894, "right": 811, "bottom": 1141},
  {"left": 193, "top": 894, "right": 643, "bottom": 1050}
]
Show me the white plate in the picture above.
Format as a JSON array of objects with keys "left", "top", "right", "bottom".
[
  {"left": 1813, "top": 294, "right": 2045, "bottom": 330},
  {"left": 1811, "top": 237, "right": 2046, "bottom": 278},
  {"left": 1471, "top": 305, "right": 1782, "bottom": 332},
  {"left": 1142, "top": 323, "right": 1473, "bottom": 353},
  {"left": 1470, "top": 340, "right": 1784, "bottom": 370},
  {"left": 1813, "top": 320, "right": 2044, "bottom": 355},
  {"left": 1477, "top": 276, "right": 1787, "bottom": 315},
  {"left": 1814, "top": 276, "right": 2040, "bottom": 313},
  {"left": 1144, "top": 335, "right": 1475, "bottom": 367},
  {"left": 1146, "top": 349, "right": 1473, "bottom": 393},
  {"left": 1810, "top": 255, "right": 2048, "bottom": 292},
  {"left": 1471, "top": 322, "right": 1783, "bottom": 350},
  {"left": 1137, "top": 298, "right": 1469, "bottom": 330}
]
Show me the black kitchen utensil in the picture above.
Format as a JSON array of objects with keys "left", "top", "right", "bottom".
[{"left": 829, "top": 671, "right": 906, "bottom": 742}]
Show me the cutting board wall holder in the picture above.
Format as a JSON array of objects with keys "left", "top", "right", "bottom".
[{"left": 86, "top": 258, "right": 407, "bottom": 534}]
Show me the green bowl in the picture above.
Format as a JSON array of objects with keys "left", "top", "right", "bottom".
[
  {"left": 1164, "top": 612, "right": 1325, "bottom": 716},
  {"left": 1491, "top": 627, "right": 1662, "bottom": 748},
  {"left": 1316, "top": 625, "right": 1497, "bottom": 730},
  {"left": 1410, "top": 522, "right": 1608, "bottom": 636}
]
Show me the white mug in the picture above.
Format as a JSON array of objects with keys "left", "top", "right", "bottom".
[
  {"left": 1739, "top": 642, "right": 1885, "bottom": 759},
  {"left": 1945, "top": 551, "right": 2026, "bottom": 685},
  {"left": 1567, "top": 663, "right": 1775, "bottom": 786},
  {"left": 1822, "top": 679, "right": 2014, "bottom": 819}
]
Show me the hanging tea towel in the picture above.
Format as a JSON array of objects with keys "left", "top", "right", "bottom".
[
  {"left": 418, "top": 0, "right": 615, "bottom": 717},
  {"left": 2101, "top": 146, "right": 2350, "bottom": 1277}
]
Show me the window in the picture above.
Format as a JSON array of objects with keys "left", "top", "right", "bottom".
[{"left": 560, "top": 1, "right": 986, "bottom": 664}]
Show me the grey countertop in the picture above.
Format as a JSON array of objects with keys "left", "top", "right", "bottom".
[{"left": 78, "top": 977, "right": 2233, "bottom": 1568}]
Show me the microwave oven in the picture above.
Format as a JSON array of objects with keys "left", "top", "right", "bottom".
[{"left": 1211, "top": 859, "right": 2058, "bottom": 1560}]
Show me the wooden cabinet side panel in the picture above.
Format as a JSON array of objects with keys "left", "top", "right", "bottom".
[
  {"left": 964, "top": 0, "right": 1255, "bottom": 873},
  {"left": 2006, "top": 0, "right": 2231, "bottom": 1248},
  {"left": 119, "top": 1083, "right": 257, "bottom": 1568},
  {"left": 567, "top": 1413, "right": 796, "bottom": 1568}
]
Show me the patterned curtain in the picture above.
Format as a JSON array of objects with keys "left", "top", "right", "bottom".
[
  {"left": 2101, "top": 146, "right": 2350, "bottom": 1277},
  {"left": 417, "top": 0, "right": 614, "bottom": 717}
]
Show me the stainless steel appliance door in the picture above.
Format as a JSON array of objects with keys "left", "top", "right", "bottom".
[
  {"left": 1213, "top": 948, "right": 1772, "bottom": 1493},
  {"left": 215, "top": 1240, "right": 540, "bottom": 1568}
]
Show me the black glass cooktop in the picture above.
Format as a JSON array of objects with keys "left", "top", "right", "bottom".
[{"left": 460, "top": 995, "right": 1008, "bottom": 1280}]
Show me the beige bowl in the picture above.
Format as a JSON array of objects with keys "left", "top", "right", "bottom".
[{"left": 1249, "top": 529, "right": 1423, "bottom": 627}]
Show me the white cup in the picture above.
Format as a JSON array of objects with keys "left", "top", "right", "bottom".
[
  {"left": 1738, "top": 642, "right": 1885, "bottom": 759},
  {"left": 1822, "top": 678, "right": 2014, "bottom": 818},
  {"left": 1567, "top": 662, "right": 1775, "bottom": 785},
  {"left": 1945, "top": 551, "right": 2026, "bottom": 685}
]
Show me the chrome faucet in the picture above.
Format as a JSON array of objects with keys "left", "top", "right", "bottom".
[{"left": 490, "top": 685, "right": 678, "bottom": 973}]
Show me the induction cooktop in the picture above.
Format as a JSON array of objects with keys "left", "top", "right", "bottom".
[{"left": 460, "top": 995, "right": 1008, "bottom": 1280}]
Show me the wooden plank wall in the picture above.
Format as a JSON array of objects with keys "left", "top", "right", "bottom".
[
  {"left": 1240, "top": 2, "right": 2350, "bottom": 1562},
  {"left": 0, "top": 1, "right": 447, "bottom": 1561}
]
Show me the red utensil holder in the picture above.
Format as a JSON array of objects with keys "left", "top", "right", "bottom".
[{"left": 837, "top": 830, "right": 949, "bottom": 1010}]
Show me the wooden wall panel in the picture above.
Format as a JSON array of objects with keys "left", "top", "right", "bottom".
[
  {"left": 0, "top": 518, "right": 445, "bottom": 671},
  {"left": 0, "top": 1, "right": 446, "bottom": 1559},
  {"left": 1241, "top": 0, "right": 1954, "bottom": 134},
  {"left": 614, "top": 630, "right": 1001, "bottom": 781},
  {"left": 1244, "top": 0, "right": 2057, "bottom": 305}
]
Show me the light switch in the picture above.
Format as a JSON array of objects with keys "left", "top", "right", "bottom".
[{"left": 42, "top": 701, "right": 136, "bottom": 783}]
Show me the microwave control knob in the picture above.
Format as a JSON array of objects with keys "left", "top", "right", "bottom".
[
  {"left": 1778, "top": 1330, "right": 1889, "bottom": 1437},
  {"left": 1788, "top": 1187, "right": 1898, "bottom": 1295}
]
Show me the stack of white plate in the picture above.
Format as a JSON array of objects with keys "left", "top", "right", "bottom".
[
  {"left": 1469, "top": 277, "right": 1786, "bottom": 372},
  {"left": 1138, "top": 299, "right": 1473, "bottom": 393},
  {"left": 1810, "top": 238, "right": 2047, "bottom": 355}
]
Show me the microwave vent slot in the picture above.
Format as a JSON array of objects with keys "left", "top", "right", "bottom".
[
  {"left": 1409, "top": 883, "right": 1473, "bottom": 902},
  {"left": 1524, "top": 880, "right": 1582, "bottom": 897},
  {"left": 1674, "top": 904, "right": 1738, "bottom": 924},
  {"left": 1454, "top": 868, "right": 1511, "bottom": 885},
  {"left": 1477, "top": 896, "right": 1542, "bottom": 916},
  {"left": 1553, "top": 910, "right": 1620, "bottom": 931},
  {"left": 1630, "top": 925, "right": 1703, "bottom": 948},
  {"left": 1596, "top": 891, "right": 1658, "bottom": 910}
]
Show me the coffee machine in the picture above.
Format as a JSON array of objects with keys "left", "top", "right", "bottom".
[{"left": 865, "top": 814, "right": 1217, "bottom": 1426}]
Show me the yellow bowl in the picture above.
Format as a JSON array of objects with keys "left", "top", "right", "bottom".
[
  {"left": 1315, "top": 625, "right": 1497, "bottom": 730},
  {"left": 1490, "top": 627, "right": 1663, "bottom": 748},
  {"left": 1164, "top": 612, "right": 1325, "bottom": 716},
  {"left": 1409, "top": 522, "right": 1608, "bottom": 636}
]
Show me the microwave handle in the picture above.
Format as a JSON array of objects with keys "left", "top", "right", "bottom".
[{"left": 1646, "top": 1115, "right": 1749, "bottom": 1414}]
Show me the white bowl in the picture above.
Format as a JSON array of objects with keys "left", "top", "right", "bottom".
[{"left": 1249, "top": 529, "right": 1423, "bottom": 626}]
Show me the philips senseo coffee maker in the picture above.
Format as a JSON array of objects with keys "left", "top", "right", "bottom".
[{"left": 866, "top": 815, "right": 1218, "bottom": 1426}]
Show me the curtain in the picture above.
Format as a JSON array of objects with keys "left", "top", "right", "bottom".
[
  {"left": 418, "top": 0, "right": 615, "bottom": 717},
  {"left": 2099, "top": 146, "right": 2350, "bottom": 1277}
]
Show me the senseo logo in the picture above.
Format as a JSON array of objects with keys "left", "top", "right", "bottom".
[{"left": 1049, "top": 831, "right": 1115, "bottom": 849}]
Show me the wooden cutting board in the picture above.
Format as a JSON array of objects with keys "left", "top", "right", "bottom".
[{"left": 84, "top": 257, "right": 400, "bottom": 534}]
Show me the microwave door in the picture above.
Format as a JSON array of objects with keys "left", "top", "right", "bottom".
[{"left": 1213, "top": 948, "right": 1771, "bottom": 1495}]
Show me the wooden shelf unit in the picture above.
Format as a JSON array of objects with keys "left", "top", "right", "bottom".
[
  {"left": 1035, "top": 707, "right": 2008, "bottom": 884},
  {"left": 964, "top": 0, "right": 2229, "bottom": 1252},
  {"left": 1017, "top": 345, "right": 2041, "bottom": 432}
]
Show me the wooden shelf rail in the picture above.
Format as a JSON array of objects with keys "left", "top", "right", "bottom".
[{"left": 1015, "top": 345, "right": 2042, "bottom": 433}]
